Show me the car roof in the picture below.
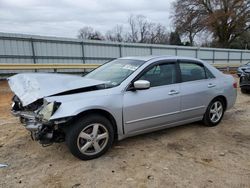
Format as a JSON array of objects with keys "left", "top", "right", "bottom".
[
  {"left": 119, "top": 55, "right": 223, "bottom": 78},
  {"left": 119, "top": 55, "right": 172, "bottom": 61},
  {"left": 119, "top": 55, "right": 203, "bottom": 62}
]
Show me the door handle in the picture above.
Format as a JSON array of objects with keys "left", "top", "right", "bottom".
[
  {"left": 168, "top": 90, "right": 179, "bottom": 95},
  {"left": 208, "top": 83, "right": 216, "bottom": 88}
]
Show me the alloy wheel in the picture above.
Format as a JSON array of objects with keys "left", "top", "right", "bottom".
[
  {"left": 77, "top": 123, "right": 109, "bottom": 156},
  {"left": 209, "top": 101, "right": 223, "bottom": 123}
]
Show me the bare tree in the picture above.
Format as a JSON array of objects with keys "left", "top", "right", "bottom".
[
  {"left": 127, "top": 15, "right": 139, "bottom": 42},
  {"left": 172, "top": 0, "right": 250, "bottom": 48},
  {"left": 105, "top": 25, "right": 124, "bottom": 42},
  {"left": 127, "top": 14, "right": 170, "bottom": 44},
  {"left": 77, "top": 14, "right": 171, "bottom": 44},
  {"left": 200, "top": 0, "right": 250, "bottom": 47},
  {"left": 172, "top": 0, "right": 204, "bottom": 46},
  {"left": 148, "top": 24, "right": 169, "bottom": 44},
  {"left": 197, "top": 31, "right": 213, "bottom": 47},
  {"left": 78, "top": 26, "right": 104, "bottom": 40},
  {"left": 137, "top": 15, "right": 150, "bottom": 43}
]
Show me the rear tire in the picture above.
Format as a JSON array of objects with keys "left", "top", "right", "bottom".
[
  {"left": 203, "top": 98, "right": 225, "bottom": 127},
  {"left": 66, "top": 114, "right": 114, "bottom": 160}
]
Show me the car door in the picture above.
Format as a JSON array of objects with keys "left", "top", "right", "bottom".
[
  {"left": 123, "top": 61, "right": 181, "bottom": 135},
  {"left": 178, "top": 60, "right": 217, "bottom": 120}
]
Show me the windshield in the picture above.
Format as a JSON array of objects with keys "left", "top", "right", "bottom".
[{"left": 85, "top": 59, "right": 145, "bottom": 88}]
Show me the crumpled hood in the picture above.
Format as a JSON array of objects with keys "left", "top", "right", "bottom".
[{"left": 7, "top": 73, "right": 106, "bottom": 106}]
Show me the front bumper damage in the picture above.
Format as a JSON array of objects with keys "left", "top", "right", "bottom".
[
  {"left": 12, "top": 111, "right": 55, "bottom": 145},
  {"left": 11, "top": 98, "right": 69, "bottom": 145},
  {"left": 12, "top": 111, "right": 42, "bottom": 131}
]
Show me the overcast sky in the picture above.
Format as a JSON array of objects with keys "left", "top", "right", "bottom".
[{"left": 0, "top": 0, "right": 175, "bottom": 38}]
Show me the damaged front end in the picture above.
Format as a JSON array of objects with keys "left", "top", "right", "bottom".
[
  {"left": 8, "top": 73, "right": 108, "bottom": 146},
  {"left": 11, "top": 96, "right": 69, "bottom": 145}
]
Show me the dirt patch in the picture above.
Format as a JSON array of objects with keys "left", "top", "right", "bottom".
[{"left": 0, "top": 78, "right": 250, "bottom": 188}]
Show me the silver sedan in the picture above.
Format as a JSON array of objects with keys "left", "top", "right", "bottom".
[{"left": 9, "top": 56, "right": 237, "bottom": 160}]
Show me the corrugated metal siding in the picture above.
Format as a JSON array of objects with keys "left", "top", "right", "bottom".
[
  {"left": 152, "top": 48, "right": 174, "bottom": 55},
  {"left": 35, "top": 42, "right": 82, "bottom": 57},
  {"left": 177, "top": 49, "right": 196, "bottom": 57},
  {"left": 85, "top": 59, "right": 108, "bottom": 64},
  {"left": 242, "top": 52, "right": 250, "bottom": 59},
  {"left": 84, "top": 45, "right": 119, "bottom": 58},
  {"left": 0, "top": 32, "right": 250, "bottom": 75},
  {"left": 198, "top": 50, "right": 213, "bottom": 60},
  {"left": 229, "top": 52, "right": 241, "bottom": 60},
  {"left": 214, "top": 51, "right": 228, "bottom": 59},
  {"left": 122, "top": 46, "right": 150, "bottom": 56}
]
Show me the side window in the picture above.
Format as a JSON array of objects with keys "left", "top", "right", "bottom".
[
  {"left": 205, "top": 67, "right": 215, "bottom": 79},
  {"left": 180, "top": 62, "right": 206, "bottom": 82},
  {"left": 139, "top": 63, "right": 177, "bottom": 87}
]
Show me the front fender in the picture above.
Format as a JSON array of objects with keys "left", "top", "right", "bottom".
[
  {"left": 48, "top": 95, "right": 124, "bottom": 136},
  {"left": 50, "top": 102, "right": 116, "bottom": 120}
]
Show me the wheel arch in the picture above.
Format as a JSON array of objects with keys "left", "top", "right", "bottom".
[
  {"left": 211, "top": 95, "right": 227, "bottom": 110},
  {"left": 73, "top": 109, "right": 118, "bottom": 139}
]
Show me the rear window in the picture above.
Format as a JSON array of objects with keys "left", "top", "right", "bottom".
[
  {"left": 205, "top": 67, "right": 215, "bottom": 79},
  {"left": 180, "top": 63, "right": 206, "bottom": 82}
]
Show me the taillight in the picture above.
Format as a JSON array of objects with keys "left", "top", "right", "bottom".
[{"left": 233, "top": 82, "right": 237, "bottom": 88}]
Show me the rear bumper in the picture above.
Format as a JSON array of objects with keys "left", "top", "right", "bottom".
[
  {"left": 227, "top": 88, "right": 237, "bottom": 110},
  {"left": 240, "top": 84, "right": 250, "bottom": 90}
]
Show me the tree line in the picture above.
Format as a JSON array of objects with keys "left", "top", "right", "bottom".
[
  {"left": 78, "top": 15, "right": 171, "bottom": 45},
  {"left": 78, "top": 0, "right": 250, "bottom": 49}
]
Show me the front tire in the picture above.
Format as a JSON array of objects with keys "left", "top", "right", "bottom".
[
  {"left": 66, "top": 114, "right": 114, "bottom": 160},
  {"left": 203, "top": 99, "right": 225, "bottom": 127}
]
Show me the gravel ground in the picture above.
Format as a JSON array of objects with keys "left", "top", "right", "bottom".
[{"left": 0, "top": 78, "right": 250, "bottom": 188}]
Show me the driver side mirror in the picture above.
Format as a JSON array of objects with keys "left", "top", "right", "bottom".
[{"left": 133, "top": 80, "right": 150, "bottom": 90}]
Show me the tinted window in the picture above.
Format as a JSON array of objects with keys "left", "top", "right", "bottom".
[
  {"left": 139, "top": 63, "right": 177, "bottom": 87},
  {"left": 180, "top": 62, "right": 206, "bottom": 82}
]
